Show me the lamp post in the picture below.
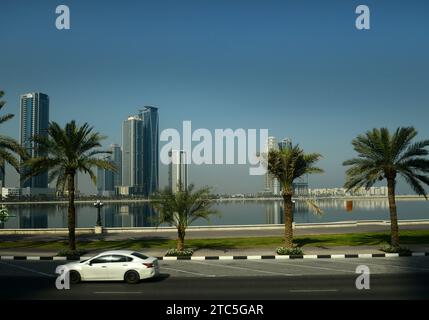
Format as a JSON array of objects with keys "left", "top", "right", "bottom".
[{"left": 93, "top": 200, "right": 104, "bottom": 227}]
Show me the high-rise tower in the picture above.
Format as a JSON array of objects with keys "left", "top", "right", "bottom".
[
  {"left": 140, "top": 106, "right": 159, "bottom": 197},
  {"left": 19, "top": 92, "right": 49, "bottom": 188}
]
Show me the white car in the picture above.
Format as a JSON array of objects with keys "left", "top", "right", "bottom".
[{"left": 62, "top": 250, "right": 160, "bottom": 284}]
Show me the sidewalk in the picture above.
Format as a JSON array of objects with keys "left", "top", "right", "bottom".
[
  {"left": 1, "top": 222, "right": 429, "bottom": 242},
  {"left": 1, "top": 244, "right": 429, "bottom": 258}
]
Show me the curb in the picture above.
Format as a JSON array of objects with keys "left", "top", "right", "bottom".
[{"left": 1, "top": 252, "right": 428, "bottom": 261}]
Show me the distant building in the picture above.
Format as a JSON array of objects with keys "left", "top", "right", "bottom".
[
  {"left": 308, "top": 186, "right": 388, "bottom": 197},
  {"left": 0, "top": 165, "right": 4, "bottom": 189},
  {"left": 119, "top": 107, "right": 159, "bottom": 197},
  {"left": 1, "top": 187, "right": 55, "bottom": 200},
  {"left": 293, "top": 175, "right": 309, "bottom": 197},
  {"left": 97, "top": 157, "right": 115, "bottom": 196},
  {"left": 121, "top": 115, "right": 144, "bottom": 194},
  {"left": 278, "top": 137, "right": 292, "bottom": 151},
  {"left": 140, "top": 106, "right": 159, "bottom": 197},
  {"left": 110, "top": 144, "right": 122, "bottom": 189},
  {"left": 60, "top": 175, "right": 79, "bottom": 197},
  {"left": 169, "top": 150, "right": 188, "bottom": 193},
  {"left": 263, "top": 136, "right": 308, "bottom": 197},
  {"left": 265, "top": 136, "right": 280, "bottom": 195},
  {"left": 20, "top": 92, "right": 49, "bottom": 188}
]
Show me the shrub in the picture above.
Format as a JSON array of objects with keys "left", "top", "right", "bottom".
[
  {"left": 276, "top": 246, "right": 303, "bottom": 255},
  {"left": 381, "top": 245, "right": 411, "bottom": 254},
  {"left": 165, "top": 248, "right": 194, "bottom": 257},
  {"left": 57, "top": 248, "right": 88, "bottom": 258}
]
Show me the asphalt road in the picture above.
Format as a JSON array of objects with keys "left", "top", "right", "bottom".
[{"left": 1, "top": 257, "right": 429, "bottom": 299}]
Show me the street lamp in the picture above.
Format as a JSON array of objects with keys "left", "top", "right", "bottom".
[{"left": 93, "top": 200, "right": 104, "bottom": 227}]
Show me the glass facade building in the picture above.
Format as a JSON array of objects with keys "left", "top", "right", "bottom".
[
  {"left": 141, "top": 106, "right": 159, "bottom": 197},
  {"left": 121, "top": 115, "right": 144, "bottom": 192},
  {"left": 169, "top": 150, "right": 188, "bottom": 193},
  {"left": 110, "top": 144, "right": 122, "bottom": 189},
  {"left": 19, "top": 92, "right": 49, "bottom": 188}
]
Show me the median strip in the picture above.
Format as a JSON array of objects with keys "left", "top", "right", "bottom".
[{"left": 1, "top": 252, "right": 428, "bottom": 261}]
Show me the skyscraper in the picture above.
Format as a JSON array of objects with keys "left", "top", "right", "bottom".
[
  {"left": 265, "top": 136, "right": 280, "bottom": 195},
  {"left": 97, "top": 157, "right": 115, "bottom": 196},
  {"left": 0, "top": 164, "right": 4, "bottom": 188},
  {"left": 278, "top": 137, "right": 292, "bottom": 151},
  {"left": 141, "top": 106, "right": 159, "bottom": 197},
  {"left": 110, "top": 144, "right": 122, "bottom": 188},
  {"left": 169, "top": 150, "right": 188, "bottom": 193},
  {"left": 121, "top": 115, "right": 144, "bottom": 194},
  {"left": 20, "top": 92, "right": 49, "bottom": 188}
]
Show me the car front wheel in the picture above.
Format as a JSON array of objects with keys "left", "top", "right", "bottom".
[
  {"left": 69, "top": 270, "right": 81, "bottom": 284},
  {"left": 124, "top": 270, "right": 140, "bottom": 284}
]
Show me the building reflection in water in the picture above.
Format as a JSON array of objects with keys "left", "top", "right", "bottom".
[
  {"left": 14, "top": 205, "right": 49, "bottom": 229},
  {"left": 264, "top": 199, "right": 390, "bottom": 224},
  {"left": 103, "top": 203, "right": 158, "bottom": 227},
  {"left": 0, "top": 197, "right": 412, "bottom": 228}
]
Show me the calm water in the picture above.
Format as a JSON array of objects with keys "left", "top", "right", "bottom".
[{"left": 1, "top": 199, "right": 429, "bottom": 229}]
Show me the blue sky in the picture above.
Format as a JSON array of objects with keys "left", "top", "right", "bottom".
[{"left": 1, "top": 0, "right": 428, "bottom": 194}]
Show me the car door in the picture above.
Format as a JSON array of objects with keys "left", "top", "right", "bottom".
[
  {"left": 107, "top": 255, "right": 133, "bottom": 280},
  {"left": 81, "top": 255, "right": 112, "bottom": 280}
]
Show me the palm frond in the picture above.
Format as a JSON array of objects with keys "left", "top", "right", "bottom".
[
  {"left": 344, "top": 126, "right": 429, "bottom": 197},
  {"left": 265, "top": 144, "right": 323, "bottom": 195}
]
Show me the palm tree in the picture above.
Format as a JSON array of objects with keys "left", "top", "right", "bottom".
[
  {"left": 22, "top": 121, "right": 115, "bottom": 252},
  {"left": 266, "top": 145, "right": 323, "bottom": 248},
  {"left": 150, "top": 184, "right": 218, "bottom": 251},
  {"left": 343, "top": 127, "right": 429, "bottom": 248},
  {"left": 0, "top": 90, "right": 27, "bottom": 184}
]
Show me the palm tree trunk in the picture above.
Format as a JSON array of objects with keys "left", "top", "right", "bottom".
[
  {"left": 67, "top": 173, "right": 76, "bottom": 251},
  {"left": 387, "top": 178, "right": 400, "bottom": 247},
  {"left": 177, "top": 227, "right": 185, "bottom": 251},
  {"left": 283, "top": 193, "right": 293, "bottom": 248}
]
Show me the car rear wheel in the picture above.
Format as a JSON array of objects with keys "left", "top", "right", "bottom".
[
  {"left": 124, "top": 270, "right": 140, "bottom": 284},
  {"left": 69, "top": 270, "right": 81, "bottom": 284}
]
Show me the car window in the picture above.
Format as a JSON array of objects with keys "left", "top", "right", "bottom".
[
  {"left": 110, "top": 255, "right": 133, "bottom": 263},
  {"left": 131, "top": 252, "right": 149, "bottom": 260},
  {"left": 90, "top": 255, "right": 111, "bottom": 264}
]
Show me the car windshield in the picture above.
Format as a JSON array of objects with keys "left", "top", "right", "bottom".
[{"left": 131, "top": 252, "right": 149, "bottom": 260}]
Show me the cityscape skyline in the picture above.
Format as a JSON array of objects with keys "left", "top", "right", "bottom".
[{"left": 1, "top": 1, "right": 428, "bottom": 195}]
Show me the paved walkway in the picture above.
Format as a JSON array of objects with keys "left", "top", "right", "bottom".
[
  {"left": 1, "top": 244, "right": 429, "bottom": 258},
  {"left": 1, "top": 223, "right": 429, "bottom": 242}
]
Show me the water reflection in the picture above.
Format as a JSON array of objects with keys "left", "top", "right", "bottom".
[
  {"left": 263, "top": 199, "right": 392, "bottom": 225},
  {"left": 103, "top": 204, "right": 158, "bottom": 228},
  {"left": 0, "top": 198, "right": 427, "bottom": 228}
]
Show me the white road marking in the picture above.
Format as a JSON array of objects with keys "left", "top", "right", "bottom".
[
  {"left": 247, "top": 256, "right": 262, "bottom": 260},
  {"left": 254, "top": 259, "right": 355, "bottom": 274},
  {"left": 0, "top": 261, "right": 55, "bottom": 278},
  {"left": 190, "top": 256, "right": 206, "bottom": 261},
  {"left": 94, "top": 291, "right": 142, "bottom": 294},
  {"left": 412, "top": 252, "right": 426, "bottom": 257},
  {"left": 163, "top": 257, "right": 178, "bottom": 261},
  {"left": 162, "top": 266, "right": 216, "bottom": 277},
  {"left": 290, "top": 289, "right": 338, "bottom": 293},
  {"left": 53, "top": 257, "right": 67, "bottom": 261},
  {"left": 331, "top": 257, "right": 429, "bottom": 272},
  {"left": 190, "top": 260, "right": 298, "bottom": 276}
]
